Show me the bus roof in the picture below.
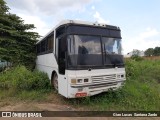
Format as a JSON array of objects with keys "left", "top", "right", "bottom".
[{"left": 36, "top": 20, "right": 120, "bottom": 44}]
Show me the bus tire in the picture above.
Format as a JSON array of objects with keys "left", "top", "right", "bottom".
[{"left": 51, "top": 72, "right": 58, "bottom": 91}]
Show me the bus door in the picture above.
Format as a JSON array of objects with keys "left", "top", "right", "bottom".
[{"left": 57, "top": 36, "right": 67, "bottom": 75}]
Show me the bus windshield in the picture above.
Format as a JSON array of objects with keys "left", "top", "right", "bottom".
[
  {"left": 102, "top": 37, "right": 122, "bottom": 55},
  {"left": 74, "top": 35, "right": 101, "bottom": 55},
  {"left": 67, "top": 35, "right": 124, "bottom": 69}
]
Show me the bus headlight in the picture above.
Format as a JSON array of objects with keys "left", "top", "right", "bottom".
[
  {"left": 77, "top": 79, "right": 83, "bottom": 83},
  {"left": 71, "top": 79, "right": 77, "bottom": 84},
  {"left": 84, "top": 78, "right": 89, "bottom": 83},
  {"left": 71, "top": 78, "right": 91, "bottom": 84}
]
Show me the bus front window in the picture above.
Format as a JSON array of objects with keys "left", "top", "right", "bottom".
[
  {"left": 74, "top": 35, "right": 101, "bottom": 55},
  {"left": 102, "top": 37, "right": 122, "bottom": 55},
  {"left": 67, "top": 35, "right": 102, "bottom": 67},
  {"left": 67, "top": 35, "right": 124, "bottom": 68}
]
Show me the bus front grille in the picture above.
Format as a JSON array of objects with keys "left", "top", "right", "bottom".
[
  {"left": 91, "top": 74, "right": 117, "bottom": 84},
  {"left": 89, "top": 82, "right": 118, "bottom": 89}
]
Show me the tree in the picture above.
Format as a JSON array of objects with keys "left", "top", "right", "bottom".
[
  {"left": 153, "top": 47, "right": 160, "bottom": 56},
  {"left": 132, "top": 49, "right": 140, "bottom": 56},
  {"left": 0, "top": 0, "right": 39, "bottom": 69},
  {"left": 144, "top": 48, "right": 154, "bottom": 56},
  {"left": 0, "top": 0, "right": 9, "bottom": 14},
  {"left": 131, "top": 49, "right": 143, "bottom": 61}
]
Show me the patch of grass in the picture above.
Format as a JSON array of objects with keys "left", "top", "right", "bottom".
[
  {"left": 16, "top": 90, "right": 51, "bottom": 102},
  {"left": 0, "top": 66, "right": 52, "bottom": 101}
]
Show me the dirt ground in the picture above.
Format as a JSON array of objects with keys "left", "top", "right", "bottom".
[{"left": 0, "top": 102, "right": 75, "bottom": 111}]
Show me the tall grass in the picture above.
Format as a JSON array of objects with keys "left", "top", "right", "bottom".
[{"left": 0, "top": 66, "right": 52, "bottom": 101}]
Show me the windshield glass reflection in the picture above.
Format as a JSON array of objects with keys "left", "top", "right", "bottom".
[
  {"left": 67, "top": 35, "right": 123, "bottom": 68},
  {"left": 102, "top": 37, "right": 122, "bottom": 55}
]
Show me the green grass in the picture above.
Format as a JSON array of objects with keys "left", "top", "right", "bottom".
[
  {"left": 0, "top": 66, "right": 52, "bottom": 102},
  {"left": 0, "top": 60, "right": 160, "bottom": 111}
]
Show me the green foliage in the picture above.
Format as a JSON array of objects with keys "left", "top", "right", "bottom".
[
  {"left": 130, "top": 49, "right": 144, "bottom": 61},
  {"left": 0, "top": 0, "right": 40, "bottom": 69},
  {"left": 132, "top": 49, "right": 140, "bottom": 56},
  {"left": 145, "top": 48, "right": 154, "bottom": 56},
  {"left": 130, "top": 55, "right": 144, "bottom": 61},
  {"left": 0, "top": 66, "right": 51, "bottom": 90},
  {"left": 0, "top": 66, "right": 52, "bottom": 101},
  {"left": 0, "top": 0, "right": 9, "bottom": 14},
  {"left": 153, "top": 47, "right": 160, "bottom": 56},
  {"left": 145, "top": 47, "right": 160, "bottom": 56}
]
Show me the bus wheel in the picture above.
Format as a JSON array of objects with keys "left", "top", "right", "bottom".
[{"left": 52, "top": 73, "right": 58, "bottom": 91}]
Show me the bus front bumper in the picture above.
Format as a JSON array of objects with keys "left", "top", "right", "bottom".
[{"left": 68, "top": 80, "right": 125, "bottom": 98}]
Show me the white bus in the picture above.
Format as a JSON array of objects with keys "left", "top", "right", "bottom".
[{"left": 36, "top": 20, "right": 126, "bottom": 98}]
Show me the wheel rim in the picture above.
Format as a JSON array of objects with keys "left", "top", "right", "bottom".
[{"left": 53, "top": 73, "right": 58, "bottom": 91}]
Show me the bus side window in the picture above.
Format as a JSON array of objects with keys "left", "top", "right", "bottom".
[
  {"left": 41, "top": 40, "right": 46, "bottom": 53},
  {"left": 37, "top": 43, "right": 41, "bottom": 54},
  {"left": 48, "top": 34, "right": 54, "bottom": 52},
  {"left": 55, "top": 26, "right": 65, "bottom": 60},
  {"left": 45, "top": 39, "right": 48, "bottom": 53}
]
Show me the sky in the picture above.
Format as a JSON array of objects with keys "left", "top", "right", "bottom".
[{"left": 5, "top": 0, "right": 160, "bottom": 54}]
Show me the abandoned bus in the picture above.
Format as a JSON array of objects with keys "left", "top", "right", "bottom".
[{"left": 36, "top": 20, "right": 126, "bottom": 98}]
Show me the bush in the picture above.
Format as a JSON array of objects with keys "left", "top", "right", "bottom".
[
  {"left": 0, "top": 66, "right": 51, "bottom": 91},
  {"left": 131, "top": 55, "right": 144, "bottom": 61}
]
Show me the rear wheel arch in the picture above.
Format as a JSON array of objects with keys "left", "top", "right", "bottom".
[
  {"left": 51, "top": 71, "right": 58, "bottom": 91},
  {"left": 51, "top": 71, "right": 56, "bottom": 80}
]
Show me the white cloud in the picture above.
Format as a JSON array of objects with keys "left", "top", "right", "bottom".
[
  {"left": 93, "top": 11, "right": 109, "bottom": 24},
  {"left": 139, "top": 27, "right": 159, "bottom": 39},
  {"left": 91, "top": 5, "right": 95, "bottom": 10},
  {"left": 123, "top": 28, "right": 160, "bottom": 54},
  {"left": 5, "top": 0, "right": 95, "bottom": 36},
  {"left": 18, "top": 14, "right": 51, "bottom": 36},
  {"left": 6, "top": 0, "right": 93, "bottom": 15}
]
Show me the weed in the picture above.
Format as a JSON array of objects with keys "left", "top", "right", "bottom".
[{"left": 0, "top": 66, "right": 52, "bottom": 101}]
